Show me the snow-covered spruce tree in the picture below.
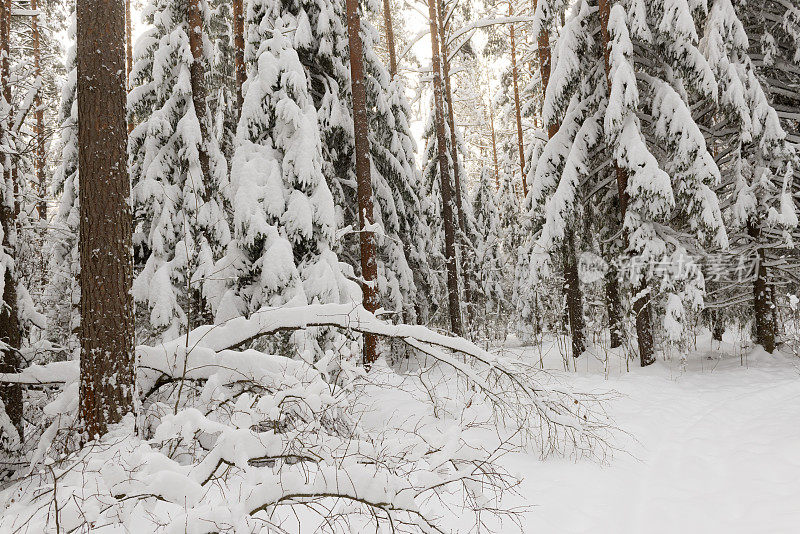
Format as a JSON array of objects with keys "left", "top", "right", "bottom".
[
  {"left": 471, "top": 166, "right": 505, "bottom": 340},
  {"left": 214, "top": 17, "right": 359, "bottom": 364},
  {"left": 45, "top": 17, "right": 79, "bottom": 353},
  {"left": 700, "top": 0, "right": 797, "bottom": 352},
  {"left": 526, "top": 0, "right": 728, "bottom": 363},
  {"left": 243, "top": 0, "right": 426, "bottom": 324},
  {"left": 128, "top": 0, "right": 231, "bottom": 341}
]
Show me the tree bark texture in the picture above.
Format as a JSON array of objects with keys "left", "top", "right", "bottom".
[
  {"left": 605, "top": 265, "right": 623, "bottom": 348},
  {"left": 598, "top": 0, "right": 654, "bottom": 366},
  {"left": 345, "top": 0, "right": 380, "bottom": 365},
  {"left": 427, "top": 0, "right": 463, "bottom": 336},
  {"left": 77, "top": 0, "right": 135, "bottom": 438},
  {"left": 381, "top": 0, "right": 398, "bottom": 78},
  {"left": 436, "top": 0, "right": 471, "bottom": 325},
  {"left": 0, "top": 0, "right": 22, "bottom": 437},
  {"left": 748, "top": 221, "right": 775, "bottom": 353}
]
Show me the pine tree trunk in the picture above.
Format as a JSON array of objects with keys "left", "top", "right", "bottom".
[
  {"left": 748, "top": 220, "right": 775, "bottom": 353},
  {"left": 345, "top": 0, "right": 380, "bottom": 365},
  {"left": 233, "top": 0, "right": 245, "bottom": 113},
  {"left": 32, "top": 0, "right": 46, "bottom": 220},
  {"left": 427, "top": 0, "right": 462, "bottom": 336},
  {"left": 508, "top": 3, "right": 527, "bottom": 197},
  {"left": 605, "top": 266, "right": 623, "bottom": 348},
  {"left": 598, "top": 0, "right": 654, "bottom": 366},
  {"left": 186, "top": 0, "right": 215, "bottom": 329},
  {"left": 537, "top": 9, "right": 585, "bottom": 357},
  {"left": 0, "top": 0, "right": 22, "bottom": 438},
  {"left": 186, "top": 0, "right": 211, "bottom": 184},
  {"left": 381, "top": 0, "right": 397, "bottom": 78},
  {"left": 77, "top": 0, "right": 135, "bottom": 438},
  {"left": 436, "top": 0, "right": 470, "bottom": 328}
]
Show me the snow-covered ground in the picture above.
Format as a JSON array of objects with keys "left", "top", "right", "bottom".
[{"left": 497, "top": 334, "right": 800, "bottom": 534}]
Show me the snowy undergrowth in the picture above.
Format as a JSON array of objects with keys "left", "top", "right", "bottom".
[{"left": 0, "top": 305, "right": 611, "bottom": 533}]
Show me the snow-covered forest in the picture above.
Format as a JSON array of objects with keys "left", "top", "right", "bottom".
[{"left": 0, "top": 0, "right": 799, "bottom": 531}]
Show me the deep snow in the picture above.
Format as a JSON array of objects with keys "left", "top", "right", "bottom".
[{"left": 499, "top": 334, "right": 800, "bottom": 533}]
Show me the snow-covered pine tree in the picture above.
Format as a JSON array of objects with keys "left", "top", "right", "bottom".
[
  {"left": 128, "top": 0, "right": 231, "bottom": 340},
  {"left": 243, "top": 0, "right": 425, "bottom": 325},
  {"left": 526, "top": 0, "right": 728, "bottom": 363},
  {"left": 471, "top": 166, "right": 505, "bottom": 339},
  {"left": 700, "top": 0, "right": 797, "bottom": 352},
  {"left": 215, "top": 17, "right": 356, "bottom": 347}
]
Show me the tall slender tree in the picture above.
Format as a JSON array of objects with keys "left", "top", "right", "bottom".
[
  {"left": 381, "top": 0, "right": 398, "bottom": 78},
  {"left": 345, "top": 0, "right": 379, "bottom": 364},
  {"left": 427, "top": 0, "right": 463, "bottom": 335},
  {"left": 508, "top": 1, "right": 527, "bottom": 197},
  {"left": 77, "top": 0, "right": 135, "bottom": 437}
]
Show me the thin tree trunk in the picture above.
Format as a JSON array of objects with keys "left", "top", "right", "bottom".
[
  {"left": 125, "top": 0, "right": 133, "bottom": 79},
  {"left": 537, "top": 6, "right": 585, "bottom": 358},
  {"left": 233, "top": 0, "right": 245, "bottom": 114},
  {"left": 0, "top": 0, "right": 21, "bottom": 438},
  {"left": 748, "top": 221, "right": 775, "bottom": 353},
  {"left": 32, "top": 0, "right": 46, "bottom": 220},
  {"left": 436, "top": 0, "right": 470, "bottom": 328},
  {"left": 488, "top": 100, "right": 500, "bottom": 190},
  {"left": 598, "top": 0, "right": 654, "bottom": 366},
  {"left": 381, "top": 0, "right": 397, "bottom": 78},
  {"left": 77, "top": 0, "right": 135, "bottom": 437},
  {"left": 508, "top": 3, "right": 527, "bottom": 197},
  {"left": 427, "top": 0, "right": 462, "bottom": 336},
  {"left": 345, "top": 0, "right": 380, "bottom": 365}
]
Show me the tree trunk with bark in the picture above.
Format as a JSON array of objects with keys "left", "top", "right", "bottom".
[
  {"left": 233, "top": 0, "right": 245, "bottom": 114},
  {"left": 598, "top": 0, "right": 654, "bottom": 366},
  {"left": 345, "top": 0, "right": 380, "bottom": 366},
  {"left": 436, "top": 0, "right": 471, "bottom": 327},
  {"left": 185, "top": 0, "right": 216, "bottom": 328},
  {"left": 537, "top": 6, "right": 585, "bottom": 357},
  {"left": 748, "top": 221, "right": 775, "bottom": 353},
  {"left": 508, "top": 3, "right": 527, "bottom": 197},
  {"left": 427, "top": 0, "right": 462, "bottom": 336},
  {"left": 77, "top": 0, "right": 135, "bottom": 438},
  {"left": 381, "top": 0, "right": 397, "bottom": 78},
  {"left": 605, "top": 265, "right": 623, "bottom": 348},
  {"left": 0, "top": 0, "right": 22, "bottom": 438}
]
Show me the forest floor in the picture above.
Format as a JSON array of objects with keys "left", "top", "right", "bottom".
[{"left": 491, "top": 332, "right": 800, "bottom": 533}]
